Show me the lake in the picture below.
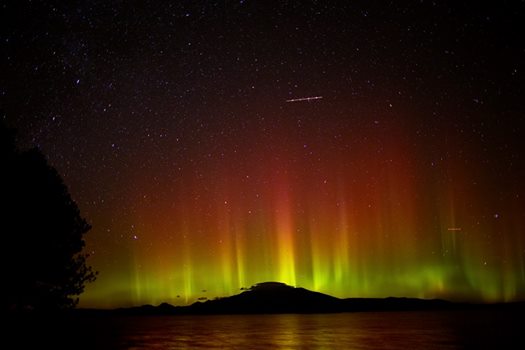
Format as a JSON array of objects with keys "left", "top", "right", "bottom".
[{"left": 10, "top": 309, "right": 523, "bottom": 349}]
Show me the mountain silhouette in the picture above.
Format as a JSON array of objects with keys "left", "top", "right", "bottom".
[
  {"left": 114, "top": 282, "right": 459, "bottom": 315},
  {"left": 187, "top": 282, "right": 342, "bottom": 314}
]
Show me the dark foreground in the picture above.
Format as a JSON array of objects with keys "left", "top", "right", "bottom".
[
  {"left": 7, "top": 284, "right": 525, "bottom": 349},
  {"left": 7, "top": 308, "right": 524, "bottom": 349}
]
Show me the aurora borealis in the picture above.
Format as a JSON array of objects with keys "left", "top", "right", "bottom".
[{"left": 3, "top": 1, "right": 525, "bottom": 308}]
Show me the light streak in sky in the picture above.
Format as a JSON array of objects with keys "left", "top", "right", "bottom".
[{"left": 286, "top": 96, "right": 323, "bottom": 103}]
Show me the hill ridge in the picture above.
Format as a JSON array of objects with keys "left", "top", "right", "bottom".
[{"left": 113, "top": 281, "right": 463, "bottom": 315}]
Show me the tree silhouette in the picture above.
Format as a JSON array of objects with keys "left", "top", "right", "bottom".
[{"left": 1, "top": 121, "right": 96, "bottom": 311}]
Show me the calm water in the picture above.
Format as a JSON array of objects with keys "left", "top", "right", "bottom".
[
  {"left": 11, "top": 309, "right": 523, "bottom": 349},
  {"left": 95, "top": 309, "right": 522, "bottom": 349}
]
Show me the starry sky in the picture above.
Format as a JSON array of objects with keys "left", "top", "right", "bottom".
[{"left": 3, "top": 1, "right": 525, "bottom": 308}]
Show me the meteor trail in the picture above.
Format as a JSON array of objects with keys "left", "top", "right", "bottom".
[{"left": 286, "top": 96, "right": 323, "bottom": 103}]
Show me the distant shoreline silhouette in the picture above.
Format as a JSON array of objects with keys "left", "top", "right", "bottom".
[{"left": 102, "top": 282, "right": 525, "bottom": 316}]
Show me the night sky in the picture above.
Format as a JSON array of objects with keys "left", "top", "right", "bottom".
[{"left": 3, "top": 1, "right": 525, "bottom": 308}]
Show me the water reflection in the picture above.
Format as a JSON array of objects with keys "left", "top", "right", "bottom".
[
  {"left": 34, "top": 309, "right": 515, "bottom": 349},
  {"left": 114, "top": 312, "right": 465, "bottom": 349}
]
